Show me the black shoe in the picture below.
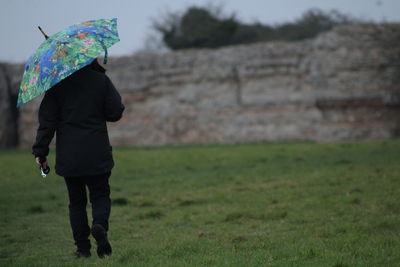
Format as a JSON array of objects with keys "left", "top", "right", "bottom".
[
  {"left": 91, "top": 224, "right": 112, "bottom": 258},
  {"left": 75, "top": 250, "right": 91, "bottom": 258}
]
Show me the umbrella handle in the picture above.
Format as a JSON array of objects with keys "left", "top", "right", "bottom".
[{"left": 38, "top": 26, "right": 49, "bottom": 40}]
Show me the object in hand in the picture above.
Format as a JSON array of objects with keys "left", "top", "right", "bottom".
[{"left": 38, "top": 156, "right": 50, "bottom": 178}]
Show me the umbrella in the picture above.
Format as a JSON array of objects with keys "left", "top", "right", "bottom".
[{"left": 17, "top": 18, "right": 120, "bottom": 107}]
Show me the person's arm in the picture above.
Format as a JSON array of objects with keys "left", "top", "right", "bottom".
[
  {"left": 104, "top": 77, "right": 124, "bottom": 122},
  {"left": 32, "top": 89, "right": 59, "bottom": 163}
]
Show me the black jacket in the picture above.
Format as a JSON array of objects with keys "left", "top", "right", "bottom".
[{"left": 32, "top": 65, "right": 124, "bottom": 177}]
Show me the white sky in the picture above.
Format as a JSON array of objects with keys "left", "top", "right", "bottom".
[{"left": 1, "top": 0, "right": 399, "bottom": 63}]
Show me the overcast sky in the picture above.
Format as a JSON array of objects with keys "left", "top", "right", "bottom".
[{"left": 1, "top": 0, "right": 399, "bottom": 63}]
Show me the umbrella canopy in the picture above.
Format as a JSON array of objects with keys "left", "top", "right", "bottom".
[{"left": 17, "top": 18, "right": 120, "bottom": 107}]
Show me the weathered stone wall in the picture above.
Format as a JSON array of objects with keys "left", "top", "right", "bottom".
[
  {"left": 0, "top": 63, "right": 21, "bottom": 148},
  {"left": 1, "top": 24, "right": 399, "bottom": 148}
]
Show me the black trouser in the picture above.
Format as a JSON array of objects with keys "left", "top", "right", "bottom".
[{"left": 64, "top": 172, "right": 111, "bottom": 251}]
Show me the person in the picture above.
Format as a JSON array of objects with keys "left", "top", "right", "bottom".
[{"left": 32, "top": 58, "right": 124, "bottom": 258}]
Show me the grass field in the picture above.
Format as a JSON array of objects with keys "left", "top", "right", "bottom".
[{"left": 0, "top": 141, "right": 399, "bottom": 266}]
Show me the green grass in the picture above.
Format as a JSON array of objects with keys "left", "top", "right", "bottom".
[{"left": 0, "top": 141, "right": 399, "bottom": 266}]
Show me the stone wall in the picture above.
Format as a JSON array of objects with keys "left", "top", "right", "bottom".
[
  {"left": 1, "top": 23, "right": 400, "bottom": 148},
  {"left": 0, "top": 63, "right": 21, "bottom": 148}
]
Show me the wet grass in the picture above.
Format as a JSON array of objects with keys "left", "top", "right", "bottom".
[{"left": 0, "top": 140, "right": 399, "bottom": 266}]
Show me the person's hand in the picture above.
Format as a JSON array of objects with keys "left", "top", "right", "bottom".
[{"left": 35, "top": 157, "right": 48, "bottom": 169}]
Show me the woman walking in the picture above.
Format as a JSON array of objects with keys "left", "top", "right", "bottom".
[{"left": 32, "top": 58, "right": 124, "bottom": 258}]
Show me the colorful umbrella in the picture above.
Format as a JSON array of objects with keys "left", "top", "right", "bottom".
[{"left": 17, "top": 18, "right": 120, "bottom": 107}]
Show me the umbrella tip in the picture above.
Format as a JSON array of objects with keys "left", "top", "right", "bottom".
[{"left": 38, "top": 26, "right": 49, "bottom": 40}]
